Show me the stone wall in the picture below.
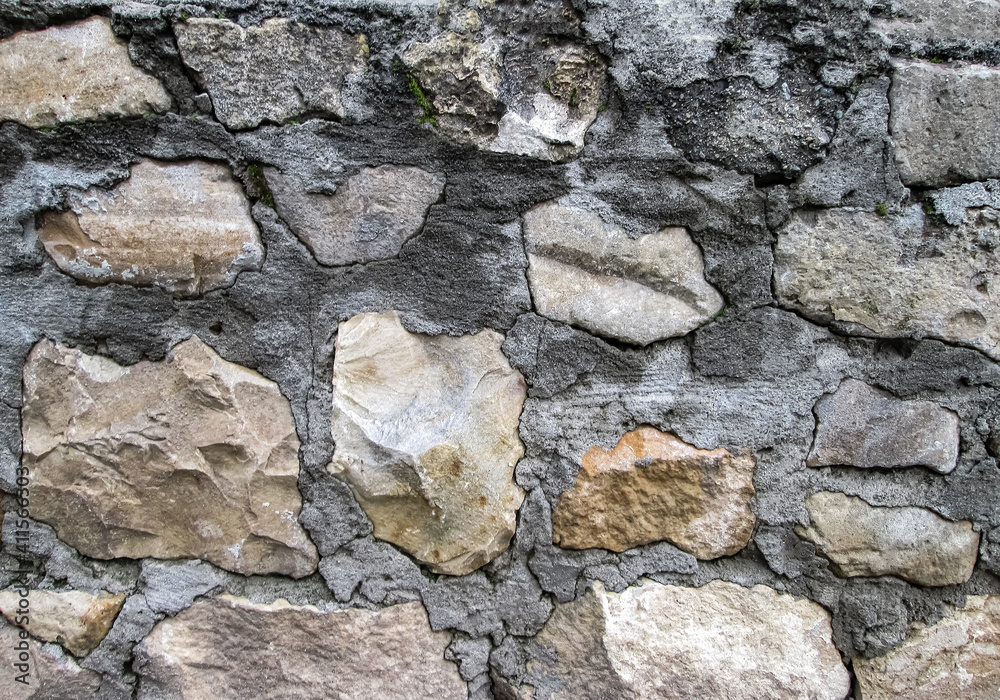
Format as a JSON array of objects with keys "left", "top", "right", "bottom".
[{"left": 1, "top": 0, "right": 999, "bottom": 698}]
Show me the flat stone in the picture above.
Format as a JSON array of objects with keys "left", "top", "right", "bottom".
[
  {"left": 551, "top": 427, "right": 755, "bottom": 559},
  {"left": 174, "top": 18, "right": 367, "bottom": 129},
  {"left": 806, "top": 379, "right": 960, "bottom": 472},
  {"left": 0, "top": 16, "right": 171, "bottom": 128},
  {"left": 523, "top": 202, "right": 723, "bottom": 345},
  {"left": 774, "top": 205, "right": 1000, "bottom": 360},
  {"left": 38, "top": 159, "right": 262, "bottom": 297},
  {"left": 0, "top": 589, "right": 125, "bottom": 656},
  {"left": 0, "top": 617, "right": 102, "bottom": 699},
  {"left": 796, "top": 492, "right": 979, "bottom": 586},
  {"left": 265, "top": 165, "right": 444, "bottom": 266},
  {"left": 328, "top": 311, "right": 526, "bottom": 576},
  {"left": 22, "top": 337, "right": 318, "bottom": 578},
  {"left": 854, "top": 595, "right": 1000, "bottom": 699},
  {"left": 890, "top": 59, "right": 1000, "bottom": 186},
  {"left": 519, "top": 579, "right": 850, "bottom": 700},
  {"left": 136, "top": 596, "right": 466, "bottom": 700},
  {"left": 874, "top": 0, "right": 1000, "bottom": 43}
]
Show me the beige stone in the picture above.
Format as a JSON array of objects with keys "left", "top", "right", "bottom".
[
  {"left": 22, "top": 337, "right": 318, "bottom": 578},
  {"left": 38, "top": 159, "right": 262, "bottom": 297},
  {"left": 520, "top": 580, "right": 851, "bottom": 700},
  {"left": 0, "top": 589, "right": 125, "bottom": 657},
  {"left": 0, "top": 16, "right": 171, "bottom": 128},
  {"left": 523, "top": 202, "right": 723, "bottom": 345},
  {"left": 265, "top": 165, "right": 445, "bottom": 266},
  {"left": 796, "top": 492, "right": 979, "bottom": 586},
  {"left": 854, "top": 595, "right": 1000, "bottom": 699},
  {"left": 135, "top": 596, "right": 466, "bottom": 700},
  {"left": 328, "top": 311, "right": 526, "bottom": 575},
  {"left": 0, "top": 617, "right": 102, "bottom": 700},
  {"left": 552, "top": 427, "right": 755, "bottom": 559}
]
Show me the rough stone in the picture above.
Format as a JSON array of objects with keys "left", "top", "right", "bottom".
[
  {"left": 806, "top": 379, "right": 960, "bottom": 472},
  {"left": 519, "top": 580, "right": 851, "bottom": 700},
  {"left": 265, "top": 165, "right": 445, "bottom": 266},
  {"left": 38, "top": 159, "right": 262, "bottom": 297},
  {"left": 174, "top": 18, "right": 367, "bottom": 129},
  {"left": 875, "top": 0, "right": 1000, "bottom": 43},
  {"left": 551, "top": 426, "right": 755, "bottom": 559},
  {"left": 854, "top": 595, "right": 1000, "bottom": 699},
  {"left": 889, "top": 59, "right": 1000, "bottom": 186},
  {"left": 0, "top": 16, "right": 171, "bottom": 128},
  {"left": 135, "top": 596, "right": 466, "bottom": 700},
  {"left": 796, "top": 492, "right": 979, "bottom": 586},
  {"left": 0, "top": 617, "right": 102, "bottom": 699},
  {"left": 775, "top": 205, "right": 1000, "bottom": 360},
  {"left": 328, "top": 311, "right": 526, "bottom": 575},
  {"left": 0, "top": 589, "right": 125, "bottom": 656},
  {"left": 522, "top": 202, "right": 723, "bottom": 345},
  {"left": 22, "top": 337, "right": 318, "bottom": 578}
]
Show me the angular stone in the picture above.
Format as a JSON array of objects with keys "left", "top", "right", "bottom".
[
  {"left": 22, "top": 337, "right": 318, "bottom": 578},
  {"left": 806, "top": 379, "right": 960, "bottom": 472},
  {"left": 265, "top": 165, "right": 444, "bottom": 266},
  {"left": 875, "top": 0, "right": 1000, "bottom": 43},
  {"left": 174, "top": 18, "right": 367, "bottom": 129},
  {"left": 775, "top": 206, "right": 1000, "bottom": 360},
  {"left": 854, "top": 595, "right": 1000, "bottom": 699},
  {"left": 523, "top": 202, "right": 723, "bottom": 345},
  {"left": 0, "top": 617, "right": 102, "bottom": 699},
  {"left": 327, "top": 311, "right": 526, "bottom": 576},
  {"left": 519, "top": 580, "right": 851, "bottom": 700},
  {"left": 890, "top": 60, "right": 1000, "bottom": 186},
  {"left": 796, "top": 492, "right": 979, "bottom": 586},
  {"left": 0, "top": 589, "right": 125, "bottom": 657},
  {"left": 551, "top": 427, "right": 755, "bottom": 559},
  {"left": 38, "top": 159, "right": 262, "bottom": 297},
  {"left": 136, "top": 596, "right": 465, "bottom": 700},
  {"left": 0, "top": 16, "right": 171, "bottom": 128}
]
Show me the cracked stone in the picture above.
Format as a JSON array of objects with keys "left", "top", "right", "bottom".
[
  {"left": 796, "top": 492, "right": 979, "bottom": 586},
  {"left": 37, "top": 159, "right": 263, "bottom": 297},
  {"left": 0, "top": 16, "right": 171, "bottom": 128},
  {"left": 22, "top": 337, "right": 319, "bottom": 578},
  {"left": 0, "top": 617, "right": 102, "bottom": 699},
  {"left": 327, "top": 311, "right": 526, "bottom": 576},
  {"left": 0, "top": 589, "right": 125, "bottom": 657},
  {"left": 551, "top": 426, "right": 755, "bottom": 559},
  {"left": 806, "top": 379, "right": 960, "bottom": 472},
  {"left": 523, "top": 202, "right": 724, "bottom": 345}
]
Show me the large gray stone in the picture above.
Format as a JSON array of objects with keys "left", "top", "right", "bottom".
[{"left": 875, "top": 0, "right": 1000, "bottom": 43}]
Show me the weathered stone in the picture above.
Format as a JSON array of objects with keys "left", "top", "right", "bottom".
[
  {"left": 0, "top": 617, "right": 102, "bottom": 699},
  {"left": 523, "top": 202, "right": 723, "bottom": 345},
  {"left": 520, "top": 580, "right": 851, "bottom": 700},
  {"left": 174, "top": 18, "right": 367, "bottom": 129},
  {"left": 328, "top": 311, "right": 526, "bottom": 575},
  {"left": 22, "top": 337, "right": 318, "bottom": 578},
  {"left": 136, "top": 596, "right": 465, "bottom": 699},
  {"left": 775, "top": 205, "right": 1000, "bottom": 360},
  {"left": 0, "top": 589, "right": 125, "bottom": 657},
  {"left": 265, "top": 165, "right": 444, "bottom": 266},
  {"left": 890, "top": 59, "right": 1000, "bottom": 186},
  {"left": 875, "top": 0, "right": 1000, "bottom": 43},
  {"left": 796, "top": 492, "right": 979, "bottom": 586},
  {"left": 552, "top": 427, "right": 755, "bottom": 559},
  {"left": 854, "top": 595, "right": 1000, "bottom": 699},
  {"left": 38, "top": 159, "right": 262, "bottom": 296},
  {"left": 806, "top": 379, "right": 960, "bottom": 472},
  {"left": 0, "top": 16, "right": 171, "bottom": 128}
]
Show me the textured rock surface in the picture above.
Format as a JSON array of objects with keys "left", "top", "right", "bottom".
[
  {"left": 22, "top": 337, "right": 318, "bottom": 577},
  {"left": 519, "top": 580, "right": 851, "bottom": 700},
  {"left": 854, "top": 596, "right": 1000, "bottom": 699},
  {"left": 266, "top": 165, "right": 444, "bottom": 266},
  {"left": 775, "top": 206, "right": 1000, "bottom": 359},
  {"left": 0, "top": 617, "right": 102, "bottom": 699},
  {"left": 135, "top": 596, "right": 466, "bottom": 700},
  {"left": 328, "top": 311, "right": 526, "bottom": 575},
  {"left": 551, "top": 426, "right": 755, "bottom": 559},
  {"left": 175, "top": 18, "right": 367, "bottom": 129},
  {"left": 875, "top": 0, "right": 1000, "bottom": 43},
  {"left": 0, "top": 589, "right": 125, "bottom": 656},
  {"left": 523, "top": 202, "right": 723, "bottom": 345},
  {"left": 806, "top": 379, "right": 960, "bottom": 472},
  {"left": 796, "top": 492, "right": 979, "bottom": 586},
  {"left": 0, "top": 16, "right": 170, "bottom": 127},
  {"left": 38, "top": 159, "right": 262, "bottom": 296}
]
